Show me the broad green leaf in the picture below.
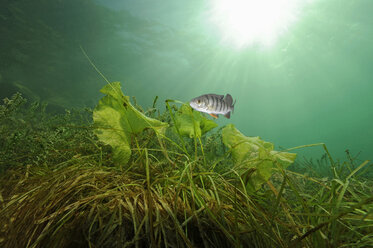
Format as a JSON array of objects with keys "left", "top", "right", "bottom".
[
  {"left": 222, "top": 124, "right": 296, "bottom": 191},
  {"left": 174, "top": 104, "right": 218, "bottom": 138},
  {"left": 93, "top": 82, "right": 168, "bottom": 165}
]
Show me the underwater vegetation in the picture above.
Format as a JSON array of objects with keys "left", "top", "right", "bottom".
[{"left": 0, "top": 84, "right": 373, "bottom": 248}]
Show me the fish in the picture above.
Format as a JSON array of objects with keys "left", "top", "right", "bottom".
[{"left": 189, "top": 93, "right": 235, "bottom": 119}]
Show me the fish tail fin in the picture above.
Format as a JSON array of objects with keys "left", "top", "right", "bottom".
[
  {"left": 225, "top": 94, "right": 233, "bottom": 106},
  {"left": 224, "top": 96, "right": 235, "bottom": 118},
  {"left": 231, "top": 99, "right": 236, "bottom": 114}
]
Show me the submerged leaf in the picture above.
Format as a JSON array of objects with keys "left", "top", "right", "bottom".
[
  {"left": 174, "top": 104, "right": 218, "bottom": 138},
  {"left": 222, "top": 124, "right": 296, "bottom": 191},
  {"left": 93, "top": 82, "right": 168, "bottom": 165}
]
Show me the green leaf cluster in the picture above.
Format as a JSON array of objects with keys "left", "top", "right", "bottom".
[
  {"left": 174, "top": 103, "right": 218, "bottom": 138},
  {"left": 93, "top": 83, "right": 296, "bottom": 190},
  {"left": 222, "top": 124, "right": 296, "bottom": 191},
  {"left": 93, "top": 82, "right": 168, "bottom": 166}
]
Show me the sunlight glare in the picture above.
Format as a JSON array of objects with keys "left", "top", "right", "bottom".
[{"left": 211, "top": 0, "right": 303, "bottom": 47}]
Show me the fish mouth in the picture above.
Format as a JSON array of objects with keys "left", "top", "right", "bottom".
[{"left": 189, "top": 101, "right": 197, "bottom": 109}]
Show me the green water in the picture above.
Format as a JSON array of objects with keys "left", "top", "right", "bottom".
[{"left": 0, "top": 0, "right": 372, "bottom": 161}]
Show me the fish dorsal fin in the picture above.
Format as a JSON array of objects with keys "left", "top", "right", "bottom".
[
  {"left": 224, "top": 94, "right": 233, "bottom": 106},
  {"left": 207, "top": 94, "right": 224, "bottom": 99}
]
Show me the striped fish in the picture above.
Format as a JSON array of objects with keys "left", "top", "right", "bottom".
[{"left": 189, "top": 93, "right": 235, "bottom": 119}]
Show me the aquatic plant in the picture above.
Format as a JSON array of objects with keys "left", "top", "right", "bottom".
[
  {"left": 92, "top": 82, "right": 295, "bottom": 191},
  {"left": 222, "top": 123, "right": 296, "bottom": 191},
  {"left": 0, "top": 92, "right": 101, "bottom": 172},
  {"left": 93, "top": 82, "right": 168, "bottom": 166},
  {"left": 173, "top": 103, "right": 218, "bottom": 139},
  {"left": 0, "top": 87, "right": 372, "bottom": 248}
]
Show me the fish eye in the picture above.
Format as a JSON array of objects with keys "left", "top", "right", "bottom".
[{"left": 197, "top": 100, "right": 201, "bottom": 104}]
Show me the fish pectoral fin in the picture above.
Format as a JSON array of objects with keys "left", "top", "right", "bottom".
[{"left": 209, "top": 113, "right": 218, "bottom": 119}]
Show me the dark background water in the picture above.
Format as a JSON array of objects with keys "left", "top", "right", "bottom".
[{"left": 0, "top": 0, "right": 372, "bottom": 161}]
